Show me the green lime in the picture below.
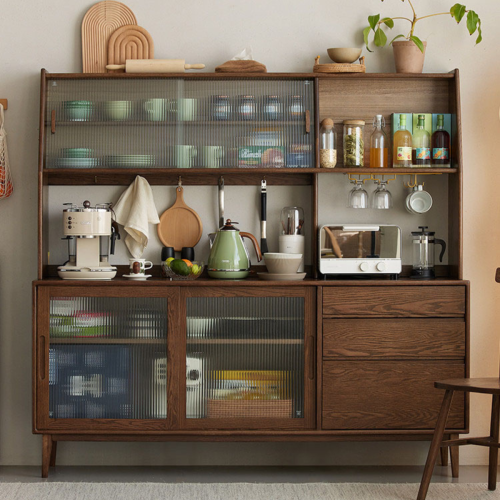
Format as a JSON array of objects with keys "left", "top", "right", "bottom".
[{"left": 170, "top": 259, "right": 190, "bottom": 276}]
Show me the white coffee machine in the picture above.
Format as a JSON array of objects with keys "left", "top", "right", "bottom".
[{"left": 57, "top": 201, "right": 117, "bottom": 280}]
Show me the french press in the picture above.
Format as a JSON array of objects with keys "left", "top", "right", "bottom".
[{"left": 410, "top": 226, "right": 446, "bottom": 279}]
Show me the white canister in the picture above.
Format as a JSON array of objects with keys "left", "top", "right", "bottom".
[{"left": 278, "top": 235, "right": 305, "bottom": 272}]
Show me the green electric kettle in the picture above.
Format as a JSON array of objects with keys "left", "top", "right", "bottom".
[{"left": 208, "top": 219, "right": 263, "bottom": 279}]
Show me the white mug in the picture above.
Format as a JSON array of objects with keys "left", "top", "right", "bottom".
[{"left": 129, "top": 258, "right": 153, "bottom": 275}]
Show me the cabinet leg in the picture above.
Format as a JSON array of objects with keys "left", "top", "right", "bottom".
[
  {"left": 417, "top": 390, "right": 454, "bottom": 500},
  {"left": 42, "top": 435, "right": 52, "bottom": 478},
  {"left": 488, "top": 395, "right": 500, "bottom": 490},
  {"left": 450, "top": 433, "right": 459, "bottom": 478},
  {"left": 50, "top": 440, "right": 57, "bottom": 467}
]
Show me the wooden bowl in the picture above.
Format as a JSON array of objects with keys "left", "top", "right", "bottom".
[{"left": 327, "top": 48, "right": 362, "bottom": 64}]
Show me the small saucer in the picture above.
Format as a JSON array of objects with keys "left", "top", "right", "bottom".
[
  {"left": 123, "top": 274, "right": 152, "bottom": 280},
  {"left": 257, "top": 272, "right": 306, "bottom": 281}
]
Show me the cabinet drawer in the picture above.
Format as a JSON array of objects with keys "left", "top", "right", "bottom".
[
  {"left": 323, "top": 319, "right": 465, "bottom": 358},
  {"left": 322, "top": 361, "right": 465, "bottom": 430},
  {"left": 323, "top": 286, "right": 466, "bottom": 317}
]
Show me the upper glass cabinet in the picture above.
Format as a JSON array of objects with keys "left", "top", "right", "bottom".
[{"left": 44, "top": 77, "right": 315, "bottom": 170}]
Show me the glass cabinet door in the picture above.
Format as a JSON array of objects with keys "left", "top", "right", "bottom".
[
  {"left": 182, "top": 288, "right": 316, "bottom": 430},
  {"left": 36, "top": 287, "right": 178, "bottom": 431}
]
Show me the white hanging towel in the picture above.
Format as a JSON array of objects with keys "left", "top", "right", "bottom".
[{"left": 113, "top": 175, "right": 160, "bottom": 258}]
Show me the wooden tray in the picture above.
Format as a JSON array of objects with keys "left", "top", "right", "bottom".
[
  {"left": 215, "top": 60, "right": 267, "bottom": 73},
  {"left": 313, "top": 56, "right": 366, "bottom": 74},
  {"left": 81, "top": 0, "right": 137, "bottom": 73},
  {"left": 107, "top": 25, "right": 154, "bottom": 72},
  {"left": 207, "top": 399, "right": 293, "bottom": 418}
]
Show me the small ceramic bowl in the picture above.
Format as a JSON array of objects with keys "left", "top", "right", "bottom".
[
  {"left": 61, "top": 148, "right": 92, "bottom": 158},
  {"left": 264, "top": 253, "right": 302, "bottom": 274},
  {"left": 327, "top": 48, "right": 362, "bottom": 64}
]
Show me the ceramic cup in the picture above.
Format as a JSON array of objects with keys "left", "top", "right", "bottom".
[
  {"left": 406, "top": 185, "right": 433, "bottom": 214},
  {"left": 200, "top": 146, "right": 224, "bottom": 168},
  {"left": 170, "top": 98, "right": 197, "bottom": 121},
  {"left": 63, "top": 101, "right": 93, "bottom": 121},
  {"left": 129, "top": 258, "right": 153, "bottom": 275},
  {"left": 104, "top": 100, "right": 131, "bottom": 121},
  {"left": 175, "top": 145, "right": 197, "bottom": 168},
  {"left": 144, "top": 98, "right": 168, "bottom": 121}
]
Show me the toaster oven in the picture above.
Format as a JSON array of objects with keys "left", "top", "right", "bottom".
[{"left": 319, "top": 224, "right": 402, "bottom": 276}]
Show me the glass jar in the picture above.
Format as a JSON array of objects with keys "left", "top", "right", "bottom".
[
  {"left": 211, "top": 95, "right": 231, "bottom": 120},
  {"left": 288, "top": 95, "right": 304, "bottom": 119},
  {"left": 237, "top": 95, "right": 256, "bottom": 120},
  {"left": 343, "top": 120, "right": 365, "bottom": 167},
  {"left": 319, "top": 118, "right": 337, "bottom": 168},
  {"left": 263, "top": 95, "right": 282, "bottom": 120}
]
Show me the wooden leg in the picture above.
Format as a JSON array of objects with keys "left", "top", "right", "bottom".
[
  {"left": 49, "top": 440, "right": 57, "bottom": 467},
  {"left": 417, "top": 390, "right": 454, "bottom": 500},
  {"left": 488, "top": 395, "right": 500, "bottom": 491},
  {"left": 440, "top": 435, "right": 449, "bottom": 466},
  {"left": 42, "top": 435, "right": 52, "bottom": 478},
  {"left": 450, "top": 433, "right": 459, "bottom": 478}
]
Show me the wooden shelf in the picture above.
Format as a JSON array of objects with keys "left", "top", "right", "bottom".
[
  {"left": 186, "top": 339, "right": 303, "bottom": 345},
  {"left": 48, "top": 120, "right": 305, "bottom": 127},
  {"left": 49, "top": 338, "right": 165, "bottom": 345}
]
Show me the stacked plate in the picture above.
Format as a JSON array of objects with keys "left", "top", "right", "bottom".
[
  {"left": 106, "top": 155, "right": 156, "bottom": 168},
  {"left": 55, "top": 148, "right": 99, "bottom": 168}
]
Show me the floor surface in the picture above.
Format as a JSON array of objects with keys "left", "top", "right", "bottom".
[{"left": 0, "top": 465, "right": 495, "bottom": 484}]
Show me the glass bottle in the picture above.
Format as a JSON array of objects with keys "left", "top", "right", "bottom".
[
  {"left": 393, "top": 114, "right": 412, "bottom": 167},
  {"left": 319, "top": 118, "right": 337, "bottom": 168},
  {"left": 412, "top": 114, "right": 431, "bottom": 167},
  {"left": 431, "top": 114, "right": 450, "bottom": 167},
  {"left": 369, "top": 114, "right": 389, "bottom": 168},
  {"left": 343, "top": 120, "right": 365, "bottom": 167}
]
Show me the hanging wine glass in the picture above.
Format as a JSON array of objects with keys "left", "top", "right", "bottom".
[
  {"left": 372, "top": 180, "right": 393, "bottom": 209},
  {"left": 347, "top": 180, "right": 368, "bottom": 209}
]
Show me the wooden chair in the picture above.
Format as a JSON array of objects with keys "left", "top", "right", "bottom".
[{"left": 417, "top": 269, "right": 500, "bottom": 500}]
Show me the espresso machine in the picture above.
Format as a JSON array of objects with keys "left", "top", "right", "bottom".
[{"left": 57, "top": 200, "right": 118, "bottom": 280}]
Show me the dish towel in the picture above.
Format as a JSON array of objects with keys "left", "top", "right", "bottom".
[{"left": 113, "top": 176, "right": 160, "bottom": 258}]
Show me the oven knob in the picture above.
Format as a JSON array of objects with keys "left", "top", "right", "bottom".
[
  {"left": 359, "top": 262, "right": 369, "bottom": 272},
  {"left": 376, "top": 262, "right": 386, "bottom": 272}
]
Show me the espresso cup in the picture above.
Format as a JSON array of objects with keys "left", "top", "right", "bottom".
[
  {"left": 104, "top": 100, "right": 131, "bottom": 121},
  {"left": 129, "top": 258, "right": 153, "bottom": 275},
  {"left": 170, "top": 98, "right": 197, "bottom": 121},
  {"left": 144, "top": 98, "right": 168, "bottom": 121},
  {"left": 200, "top": 146, "right": 224, "bottom": 168},
  {"left": 175, "top": 145, "right": 197, "bottom": 168}
]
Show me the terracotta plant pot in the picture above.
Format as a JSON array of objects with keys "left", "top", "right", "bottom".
[{"left": 392, "top": 40, "right": 427, "bottom": 73}]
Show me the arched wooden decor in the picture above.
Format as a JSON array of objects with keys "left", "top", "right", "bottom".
[{"left": 107, "top": 25, "right": 154, "bottom": 72}]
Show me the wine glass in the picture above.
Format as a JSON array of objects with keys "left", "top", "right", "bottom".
[
  {"left": 347, "top": 180, "right": 368, "bottom": 209},
  {"left": 372, "top": 181, "right": 393, "bottom": 209}
]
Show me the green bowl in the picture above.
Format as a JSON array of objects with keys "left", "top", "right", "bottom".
[{"left": 61, "top": 148, "right": 92, "bottom": 158}]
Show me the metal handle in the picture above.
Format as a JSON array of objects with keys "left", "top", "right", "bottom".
[
  {"left": 218, "top": 177, "right": 224, "bottom": 229},
  {"left": 307, "top": 336, "right": 315, "bottom": 380},
  {"left": 38, "top": 335, "right": 46, "bottom": 380},
  {"left": 51, "top": 110, "right": 56, "bottom": 134},
  {"left": 305, "top": 110, "right": 310, "bottom": 134}
]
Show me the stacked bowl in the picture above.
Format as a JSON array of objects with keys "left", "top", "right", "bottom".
[{"left": 258, "top": 253, "right": 306, "bottom": 281}]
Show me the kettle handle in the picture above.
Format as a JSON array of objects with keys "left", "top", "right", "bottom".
[
  {"left": 240, "top": 232, "right": 263, "bottom": 262},
  {"left": 435, "top": 238, "right": 446, "bottom": 262}
]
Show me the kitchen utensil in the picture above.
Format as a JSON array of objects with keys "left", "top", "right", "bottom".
[
  {"left": 157, "top": 186, "right": 203, "bottom": 252},
  {"left": 319, "top": 224, "right": 402, "bottom": 276},
  {"left": 347, "top": 181, "right": 368, "bottom": 209},
  {"left": 207, "top": 219, "right": 262, "bottom": 279},
  {"left": 215, "top": 60, "right": 267, "bottom": 73},
  {"left": 260, "top": 180, "right": 268, "bottom": 254},
  {"left": 107, "top": 26, "right": 154, "bottom": 72},
  {"left": 406, "top": 185, "right": 433, "bottom": 214},
  {"left": 106, "top": 59, "right": 206, "bottom": 73},
  {"left": 327, "top": 48, "right": 362, "bottom": 63},
  {"left": 81, "top": 0, "right": 137, "bottom": 73},
  {"left": 181, "top": 247, "right": 195, "bottom": 261},
  {"left": 161, "top": 246, "right": 175, "bottom": 261},
  {"left": 278, "top": 234, "right": 305, "bottom": 273},
  {"left": 264, "top": 253, "right": 302, "bottom": 274},
  {"left": 257, "top": 272, "right": 306, "bottom": 281},
  {"left": 410, "top": 226, "right": 446, "bottom": 280},
  {"left": 372, "top": 181, "right": 393, "bottom": 209},
  {"left": 280, "top": 207, "right": 304, "bottom": 236},
  {"left": 218, "top": 177, "right": 224, "bottom": 228}
]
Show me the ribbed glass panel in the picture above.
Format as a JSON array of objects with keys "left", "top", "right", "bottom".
[
  {"left": 44, "top": 78, "right": 314, "bottom": 169},
  {"left": 186, "top": 297, "right": 304, "bottom": 419},
  {"left": 49, "top": 297, "right": 167, "bottom": 419}
]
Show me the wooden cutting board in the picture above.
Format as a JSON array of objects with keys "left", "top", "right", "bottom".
[
  {"left": 82, "top": 0, "right": 137, "bottom": 73},
  {"left": 107, "top": 25, "right": 154, "bottom": 72},
  {"left": 157, "top": 187, "right": 203, "bottom": 252}
]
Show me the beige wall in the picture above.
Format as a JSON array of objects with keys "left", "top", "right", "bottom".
[{"left": 0, "top": 0, "right": 498, "bottom": 466}]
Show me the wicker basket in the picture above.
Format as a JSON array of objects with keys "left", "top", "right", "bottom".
[{"left": 207, "top": 399, "right": 293, "bottom": 419}]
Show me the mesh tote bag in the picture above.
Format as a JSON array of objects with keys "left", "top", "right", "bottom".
[{"left": 0, "top": 103, "right": 13, "bottom": 199}]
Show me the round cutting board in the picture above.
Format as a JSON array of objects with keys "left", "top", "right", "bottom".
[{"left": 157, "top": 187, "right": 203, "bottom": 252}]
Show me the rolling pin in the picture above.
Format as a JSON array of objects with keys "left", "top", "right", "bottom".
[{"left": 106, "top": 59, "right": 205, "bottom": 73}]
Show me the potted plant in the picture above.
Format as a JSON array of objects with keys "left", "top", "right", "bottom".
[{"left": 363, "top": 1, "right": 482, "bottom": 73}]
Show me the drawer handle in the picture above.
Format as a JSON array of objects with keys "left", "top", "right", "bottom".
[
  {"left": 305, "top": 110, "right": 311, "bottom": 134},
  {"left": 38, "top": 335, "right": 46, "bottom": 380},
  {"left": 307, "top": 336, "right": 315, "bottom": 380},
  {"left": 51, "top": 110, "right": 56, "bottom": 134}
]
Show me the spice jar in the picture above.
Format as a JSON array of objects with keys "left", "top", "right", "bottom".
[
  {"left": 343, "top": 120, "right": 365, "bottom": 167},
  {"left": 319, "top": 118, "right": 337, "bottom": 168},
  {"left": 263, "top": 95, "right": 282, "bottom": 120},
  {"left": 288, "top": 95, "right": 304, "bottom": 119},
  {"left": 237, "top": 95, "right": 257, "bottom": 120},
  {"left": 211, "top": 95, "right": 231, "bottom": 120}
]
